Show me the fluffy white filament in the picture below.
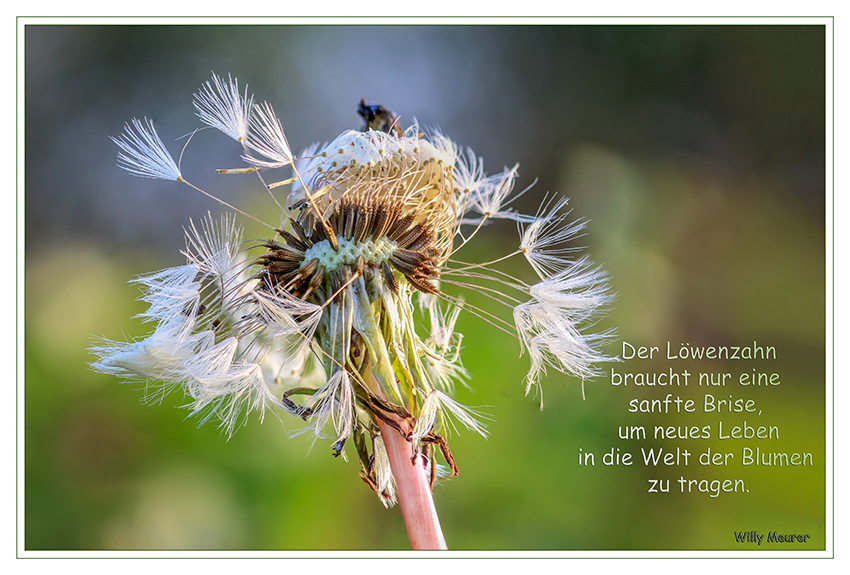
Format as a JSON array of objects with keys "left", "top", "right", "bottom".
[
  {"left": 193, "top": 73, "right": 253, "bottom": 144},
  {"left": 243, "top": 101, "right": 294, "bottom": 168},
  {"left": 410, "top": 390, "right": 489, "bottom": 445},
  {"left": 92, "top": 214, "right": 312, "bottom": 436},
  {"left": 111, "top": 117, "right": 182, "bottom": 181},
  {"left": 514, "top": 258, "right": 615, "bottom": 395}
]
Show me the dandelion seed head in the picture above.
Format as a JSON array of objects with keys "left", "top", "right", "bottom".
[{"left": 93, "top": 83, "right": 616, "bottom": 505}]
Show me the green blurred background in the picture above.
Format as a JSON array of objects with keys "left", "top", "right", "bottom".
[{"left": 23, "top": 24, "right": 826, "bottom": 551}]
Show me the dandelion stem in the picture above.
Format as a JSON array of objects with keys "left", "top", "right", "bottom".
[{"left": 377, "top": 416, "right": 447, "bottom": 550}]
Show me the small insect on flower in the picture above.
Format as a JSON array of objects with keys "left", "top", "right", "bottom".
[{"left": 91, "top": 73, "right": 615, "bottom": 508}]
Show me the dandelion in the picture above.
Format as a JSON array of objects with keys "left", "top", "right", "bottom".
[{"left": 91, "top": 72, "right": 615, "bottom": 550}]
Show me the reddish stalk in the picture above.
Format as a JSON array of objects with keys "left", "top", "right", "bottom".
[{"left": 377, "top": 417, "right": 448, "bottom": 550}]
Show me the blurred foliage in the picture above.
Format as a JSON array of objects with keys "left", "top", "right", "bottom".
[{"left": 23, "top": 24, "right": 825, "bottom": 551}]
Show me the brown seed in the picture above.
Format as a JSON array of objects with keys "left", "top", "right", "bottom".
[{"left": 382, "top": 261, "right": 398, "bottom": 294}]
